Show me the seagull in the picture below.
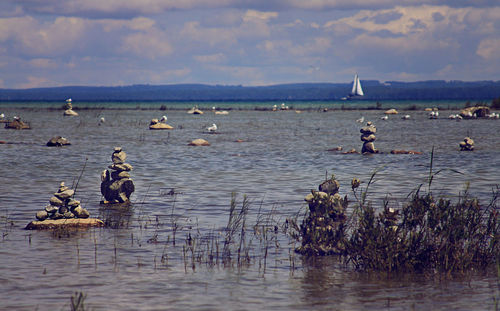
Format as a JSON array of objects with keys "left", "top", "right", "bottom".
[
  {"left": 402, "top": 115, "right": 410, "bottom": 120},
  {"left": 207, "top": 123, "right": 217, "bottom": 132},
  {"left": 356, "top": 116, "right": 364, "bottom": 123},
  {"left": 160, "top": 115, "right": 167, "bottom": 122},
  {"left": 381, "top": 115, "right": 388, "bottom": 120},
  {"left": 66, "top": 98, "right": 72, "bottom": 102},
  {"left": 99, "top": 117, "right": 105, "bottom": 124},
  {"left": 0, "top": 113, "right": 4, "bottom": 119}
]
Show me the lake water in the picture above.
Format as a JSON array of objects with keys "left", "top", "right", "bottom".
[{"left": 0, "top": 101, "right": 499, "bottom": 310}]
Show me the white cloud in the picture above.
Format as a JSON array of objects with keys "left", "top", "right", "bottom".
[
  {"left": 121, "top": 29, "right": 173, "bottom": 59},
  {"left": 29, "top": 58, "right": 58, "bottom": 68},
  {"left": 194, "top": 53, "right": 227, "bottom": 64},
  {"left": 476, "top": 38, "right": 500, "bottom": 60}
]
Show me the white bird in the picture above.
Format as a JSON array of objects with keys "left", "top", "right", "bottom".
[
  {"left": 356, "top": 116, "right": 364, "bottom": 123},
  {"left": 160, "top": 115, "right": 167, "bottom": 122},
  {"left": 207, "top": 123, "right": 217, "bottom": 132},
  {"left": 381, "top": 115, "right": 388, "bottom": 120},
  {"left": 402, "top": 115, "right": 410, "bottom": 120},
  {"left": 66, "top": 98, "right": 72, "bottom": 102},
  {"left": 448, "top": 114, "right": 457, "bottom": 119},
  {"left": 0, "top": 113, "right": 4, "bottom": 119},
  {"left": 99, "top": 117, "right": 105, "bottom": 124}
]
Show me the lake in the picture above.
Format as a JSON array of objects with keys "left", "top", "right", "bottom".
[{"left": 0, "top": 100, "right": 498, "bottom": 310}]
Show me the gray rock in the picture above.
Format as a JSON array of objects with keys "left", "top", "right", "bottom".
[
  {"left": 45, "top": 205, "right": 58, "bottom": 213},
  {"left": 108, "top": 163, "right": 133, "bottom": 171},
  {"left": 68, "top": 199, "right": 80, "bottom": 207},
  {"left": 361, "top": 134, "right": 376, "bottom": 142},
  {"left": 36, "top": 210, "right": 48, "bottom": 221},
  {"left": 73, "top": 206, "right": 90, "bottom": 218},
  {"left": 51, "top": 212, "right": 64, "bottom": 220},
  {"left": 112, "top": 151, "right": 127, "bottom": 164},
  {"left": 362, "top": 142, "right": 377, "bottom": 153},
  {"left": 319, "top": 179, "right": 340, "bottom": 195},
  {"left": 54, "top": 189, "right": 74, "bottom": 200},
  {"left": 49, "top": 196, "right": 65, "bottom": 207},
  {"left": 46, "top": 136, "right": 71, "bottom": 147},
  {"left": 64, "top": 212, "right": 75, "bottom": 219},
  {"left": 58, "top": 206, "right": 68, "bottom": 214},
  {"left": 111, "top": 171, "right": 131, "bottom": 180},
  {"left": 360, "top": 126, "right": 376, "bottom": 135}
]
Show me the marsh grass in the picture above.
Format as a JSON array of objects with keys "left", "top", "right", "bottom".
[{"left": 291, "top": 152, "right": 499, "bottom": 274}]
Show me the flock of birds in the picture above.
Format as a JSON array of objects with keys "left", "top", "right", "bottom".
[{"left": 355, "top": 109, "right": 500, "bottom": 123}]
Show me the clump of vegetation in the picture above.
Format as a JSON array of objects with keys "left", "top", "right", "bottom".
[
  {"left": 348, "top": 186, "right": 498, "bottom": 273},
  {"left": 291, "top": 169, "right": 499, "bottom": 273},
  {"left": 292, "top": 175, "right": 348, "bottom": 255}
]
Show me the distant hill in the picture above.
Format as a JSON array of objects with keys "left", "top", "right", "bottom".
[{"left": 0, "top": 80, "right": 499, "bottom": 101}]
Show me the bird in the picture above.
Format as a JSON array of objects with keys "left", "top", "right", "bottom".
[
  {"left": 207, "top": 123, "right": 217, "bottom": 132},
  {"left": 356, "top": 116, "right": 364, "bottom": 123},
  {"left": 66, "top": 98, "right": 72, "bottom": 102},
  {"left": 99, "top": 117, "right": 105, "bottom": 124},
  {"left": 160, "top": 115, "right": 167, "bottom": 123},
  {"left": 381, "top": 115, "right": 388, "bottom": 120},
  {"left": 402, "top": 115, "right": 410, "bottom": 120},
  {"left": 0, "top": 113, "right": 4, "bottom": 119}
]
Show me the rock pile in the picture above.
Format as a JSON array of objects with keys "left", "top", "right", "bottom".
[
  {"left": 460, "top": 106, "right": 489, "bottom": 119},
  {"left": 459, "top": 137, "right": 474, "bottom": 151},
  {"left": 100, "top": 147, "right": 135, "bottom": 204},
  {"left": 63, "top": 100, "right": 78, "bottom": 116},
  {"left": 360, "top": 121, "right": 378, "bottom": 153},
  {"left": 5, "top": 117, "right": 30, "bottom": 129},
  {"left": 295, "top": 176, "right": 348, "bottom": 255},
  {"left": 46, "top": 136, "right": 71, "bottom": 147},
  {"left": 149, "top": 118, "right": 173, "bottom": 130},
  {"left": 34, "top": 182, "right": 90, "bottom": 221}
]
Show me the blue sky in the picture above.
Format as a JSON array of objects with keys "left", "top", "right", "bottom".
[{"left": 0, "top": 0, "right": 498, "bottom": 88}]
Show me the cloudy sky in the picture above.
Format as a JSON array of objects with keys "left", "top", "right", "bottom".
[{"left": 0, "top": 0, "right": 499, "bottom": 89}]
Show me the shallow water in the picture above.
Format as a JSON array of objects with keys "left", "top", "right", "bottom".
[{"left": 0, "top": 102, "right": 499, "bottom": 310}]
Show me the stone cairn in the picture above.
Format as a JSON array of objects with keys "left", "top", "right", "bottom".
[
  {"left": 63, "top": 100, "right": 78, "bottom": 116},
  {"left": 35, "top": 182, "right": 89, "bottom": 221},
  {"left": 360, "top": 121, "right": 378, "bottom": 153},
  {"left": 100, "top": 147, "right": 135, "bottom": 204},
  {"left": 295, "top": 176, "right": 348, "bottom": 255},
  {"left": 459, "top": 137, "right": 474, "bottom": 151}
]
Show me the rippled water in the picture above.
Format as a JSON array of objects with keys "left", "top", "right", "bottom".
[{"left": 0, "top": 101, "right": 499, "bottom": 310}]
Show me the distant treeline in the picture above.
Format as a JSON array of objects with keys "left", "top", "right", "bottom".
[{"left": 0, "top": 80, "right": 499, "bottom": 101}]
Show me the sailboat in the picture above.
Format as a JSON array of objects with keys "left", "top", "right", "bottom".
[{"left": 342, "top": 74, "right": 364, "bottom": 100}]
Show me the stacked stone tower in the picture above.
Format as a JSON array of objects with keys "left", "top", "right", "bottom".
[{"left": 100, "top": 147, "right": 135, "bottom": 204}]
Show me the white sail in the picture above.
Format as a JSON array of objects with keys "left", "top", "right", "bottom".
[{"left": 350, "top": 74, "right": 364, "bottom": 96}]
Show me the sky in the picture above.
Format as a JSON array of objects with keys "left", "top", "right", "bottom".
[{"left": 0, "top": 1, "right": 499, "bottom": 89}]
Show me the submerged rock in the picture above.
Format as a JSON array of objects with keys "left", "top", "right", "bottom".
[
  {"left": 46, "top": 136, "right": 71, "bottom": 147},
  {"left": 188, "top": 138, "right": 210, "bottom": 146}
]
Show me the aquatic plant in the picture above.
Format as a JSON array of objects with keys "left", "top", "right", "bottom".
[
  {"left": 291, "top": 166, "right": 499, "bottom": 273},
  {"left": 69, "top": 291, "right": 88, "bottom": 311}
]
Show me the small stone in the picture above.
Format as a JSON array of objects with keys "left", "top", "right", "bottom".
[
  {"left": 49, "top": 196, "right": 65, "bottom": 207},
  {"left": 114, "top": 146, "right": 122, "bottom": 152},
  {"left": 112, "top": 151, "right": 127, "bottom": 164},
  {"left": 68, "top": 199, "right": 80, "bottom": 207},
  {"left": 47, "top": 136, "right": 71, "bottom": 147},
  {"left": 304, "top": 193, "right": 314, "bottom": 202},
  {"left": 73, "top": 206, "right": 90, "bottom": 218},
  {"left": 361, "top": 134, "right": 376, "bottom": 142},
  {"left": 58, "top": 206, "right": 68, "bottom": 214},
  {"left": 54, "top": 189, "right": 74, "bottom": 200},
  {"left": 319, "top": 179, "right": 340, "bottom": 195},
  {"left": 64, "top": 212, "right": 75, "bottom": 219},
  {"left": 362, "top": 142, "right": 377, "bottom": 153},
  {"left": 111, "top": 171, "right": 131, "bottom": 180},
  {"left": 360, "top": 126, "right": 376, "bottom": 135},
  {"left": 188, "top": 138, "right": 210, "bottom": 146},
  {"left": 45, "top": 205, "right": 58, "bottom": 213},
  {"left": 52, "top": 212, "right": 64, "bottom": 220},
  {"left": 36, "top": 210, "right": 48, "bottom": 221},
  {"left": 108, "top": 163, "right": 133, "bottom": 171}
]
